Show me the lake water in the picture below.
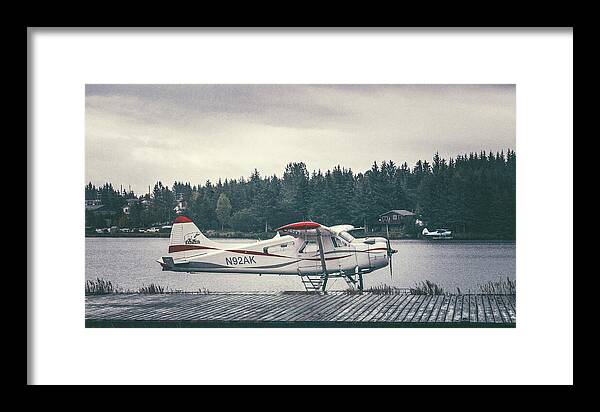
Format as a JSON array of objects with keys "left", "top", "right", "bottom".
[{"left": 86, "top": 238, "right": 515, "bottom": 293}]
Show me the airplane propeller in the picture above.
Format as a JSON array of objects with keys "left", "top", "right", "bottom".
[{"left": 385, "top": 237, "right": 397, "bottom": 279}]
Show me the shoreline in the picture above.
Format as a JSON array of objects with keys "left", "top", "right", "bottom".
[{"left": 85, "top": 232, "right": 515, "bottom": 242}]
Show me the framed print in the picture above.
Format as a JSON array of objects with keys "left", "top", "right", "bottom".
[{"left": 28, "top": 28, "right": 573, "bottom": 385}]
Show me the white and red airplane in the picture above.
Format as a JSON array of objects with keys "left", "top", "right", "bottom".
[{"left": 157, "top": 216, "right": 397, "bottom": 292}]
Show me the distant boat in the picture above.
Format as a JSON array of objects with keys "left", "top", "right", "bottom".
[{"left": 422, "top": 228, "right": 453, "bottom": 240}]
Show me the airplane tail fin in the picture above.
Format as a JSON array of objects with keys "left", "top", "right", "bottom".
[
  {"left": 168, "top": 216, "right": 218, "bottom": 253},
  {"left": 422, "top": 228, "right": 429, "bottom": 235}
]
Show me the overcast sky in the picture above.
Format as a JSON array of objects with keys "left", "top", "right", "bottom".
[{"left": 86, "top": 84, "right": 515, "bottom": 194}]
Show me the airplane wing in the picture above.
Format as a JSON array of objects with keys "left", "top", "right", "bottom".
[
  {"left": 275, "top": 221, "right": 321, "bottom": 232},
  {"left": 275, "top": 221, "right": 337, "bottom": 237},
  {"left": 328, "top": 224, "right": 355, "bottom": 235}
]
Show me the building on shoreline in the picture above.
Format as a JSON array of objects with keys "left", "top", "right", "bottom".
[{"left": 374, "top": 209, "right": 417, "bottom": 235}]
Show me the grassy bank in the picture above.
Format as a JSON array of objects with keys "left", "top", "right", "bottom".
[
  {"left": 86, "top": 277, "right": 515, "bottom": 296},
  {"left": 85, "top": 277, "right": 211, "bottom": 295}
]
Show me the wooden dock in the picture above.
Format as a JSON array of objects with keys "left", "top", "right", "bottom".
[{"left": 86, "top": 292, "right": 516, "bottom": 327}]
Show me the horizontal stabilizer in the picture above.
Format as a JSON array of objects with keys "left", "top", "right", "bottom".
[{"left": 160, "top": 256, "right": 175, "bottom": 270}]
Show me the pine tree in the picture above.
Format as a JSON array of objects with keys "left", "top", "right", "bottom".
[
  {"left": 215, "top": 193, "right": 232, "bottom": 230},
  {"left": 86, "top": 149, "right": 516, "bottom": 239}
]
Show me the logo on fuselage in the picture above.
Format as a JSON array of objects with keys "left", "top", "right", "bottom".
[
  {"left": 226, "top": 255, "right": 256, "bottom": 266},
  {"left": 184, "top": 233, "right": 203, "bottom": 244}
]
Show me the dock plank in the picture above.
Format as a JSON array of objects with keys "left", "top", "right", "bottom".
[
  {"left": 356, "top": 295, "right": 394, "bottom": 322},
  {"left": 481, "top": 295, "right": 494, "bottom": 322},
  {"left": 332, "top": 294, "right": 375, "bottom": 321},
  {"left": 219, "top": 294, "right": 283, "bottom": 321},
  {"left": 370, "top": 294, "right": 407, "bottom": 322},
  {"left": 319, "top": 294, "right": 367, "bottom": 321},
  {"left": 475, "top": 295, "right": 486, "bottom": 323},
  {"left": 86, "top": 293, "right": 516, "bottom": 326},
  {"left": 344, "top": 295, "right": 385, "bottom": 322},
  {"left": 413, "top": 295, "right": 434, "bottom": 322},
  {"left": 193, "top": 294, "right": 270, "bottom": 321},
  {"left": 495, "top": 295, "right": 512, "bottom": 324},
  {"left": 390, "top": 294, "right": 418, "bottom": 322},
  {"left": 426, "top": 295, "right": 443, "bottom": 322},
  {"left": 469, "top": 295, "right": 477, "bottom": 323},
  {"left": 434, "top": 295, "right": 450, "bottom": 322},
  {"left": 406, "top": 295, "right": 427, "bottom": 322},
  {"left": 168, "top": 296, "right": 233, "bottom": 320},
  {"left": 444, "top": 295, "right": 457, "bottom": 322},
  {"left": 422, "top": 295, "right": 439, "bottom": 322},
  {"left": 288, "top": 295, "right": 340, "bottom": 322},
  {"left": 504, "top": 295, "right": 517, "bottom": 321},
  {"left": 498, "top": 295, "right": 516, "bottom": 323},
  {"left": 378, "top": 294, "right": 411, "bottom": 322},
  {"left": 259, "top": 294, "right": 317, "bottom": 321},
  {"left": 453, "top": 295, "right": 465, "bottom": 322},
  {"left": 295, "top": 295, "right": 346, "bottom": 321},
  {"left": 267, "top": 294, "right": 323, "bottom": 322},
  {"left": 488, "top": 295, "right": 504, "bottom": 323}
]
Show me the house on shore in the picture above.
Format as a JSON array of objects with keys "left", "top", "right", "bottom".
[
  {"left": 375, "top": 209, "right": 417, "bottom": 233},
  {"left": 85, "top": 199, "right": 117, "bottom": 227},
  {"left": 85, "top": 199, "right": 103, "bottom": 211}
]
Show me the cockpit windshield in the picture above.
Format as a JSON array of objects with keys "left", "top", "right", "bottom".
[{"left": 339, "top": 231, "right": 355, "bottom": 243}]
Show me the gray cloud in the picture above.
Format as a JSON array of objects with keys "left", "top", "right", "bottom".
[{"left": 86, "top": 84, "right": 515, "bottom": 194}]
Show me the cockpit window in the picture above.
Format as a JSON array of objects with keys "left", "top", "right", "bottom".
[
  {"left": 339, "top": 231, "right": 355, "bottom": 243},
  {"left": 299, "top": 241, "right": 319, "bottom": 254}
]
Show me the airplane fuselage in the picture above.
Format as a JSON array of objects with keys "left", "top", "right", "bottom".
[{"left": 159, "top": 233, "right": 390, "bottom": 276}]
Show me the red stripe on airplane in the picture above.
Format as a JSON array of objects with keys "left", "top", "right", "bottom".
[
  {"left": 169, "top": 244, "right": 290, "bottom": 258},
  {"left": 168, "top": 244, "right": 217, "bottom": 253},
  {"left": 226, "top": 249, "right": 289, "bottom": 258},
  {"left": 275, "top": 221, "right": 321, "bottom": 231}
]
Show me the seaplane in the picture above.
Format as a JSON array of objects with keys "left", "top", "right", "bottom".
[
  {"left": 157, "top": 216, "right": 397, "bottom": 292},
  {"left": 422, "top": 228, "right": 453, "bottom": 239}
]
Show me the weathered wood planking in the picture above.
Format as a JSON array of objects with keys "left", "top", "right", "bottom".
[{"left": 86, "top": 293, "right": 516, "bottom": 327}]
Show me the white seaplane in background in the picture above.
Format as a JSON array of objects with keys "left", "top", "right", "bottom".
[
  {"left": 157, "top": 216, "right": 397, "bottom": 292},
  {"left": 422, "top": 227, "right": 453, "bottom": 239}
]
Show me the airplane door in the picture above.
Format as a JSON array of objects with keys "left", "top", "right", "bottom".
[
  {"left": 297, "top": 238, "right": 319, "bottom": 275},
  {"left": 317, "top": 236, "right": 335, "bottom": 273}
]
